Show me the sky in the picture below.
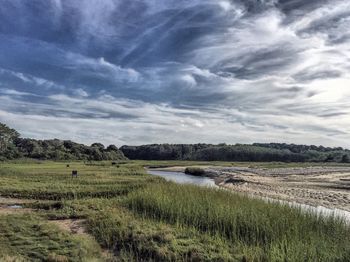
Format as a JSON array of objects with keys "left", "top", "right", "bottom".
[{"left": 0, "top": 0, "right": 350, "bottom": 147}]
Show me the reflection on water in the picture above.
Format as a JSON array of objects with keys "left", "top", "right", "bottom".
[
  {"left": 8, "top": 205, "right": 23, "bottom": 209},
  {"left": 147, "top": 170, "right": 217, "bottom": 188},
  {"left": 264, "top": 198, "right": 350, "bottom": 224}
]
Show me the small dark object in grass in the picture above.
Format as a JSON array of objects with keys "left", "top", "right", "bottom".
[
  {"left": 112, "top": 162, "right": 120, "bottom": 168},
  {"left": 185, "top": 167, "right": 205, "bottom": 176},
  {"left": 72, "top": 170, "right": 78, "bottom": 178},
  {"left": 66, "top": 164, "right": 70, "bottom": 167}
]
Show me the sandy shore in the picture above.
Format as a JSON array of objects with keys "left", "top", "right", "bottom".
[{"left": 208, "top": 166, "right": 350, "bottom": 212}]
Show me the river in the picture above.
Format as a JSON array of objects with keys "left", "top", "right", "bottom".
[
  {"left": 147, "top": 169, "right": 350, "bottom": 224},
  {"left": 147, "top": 170, "right": 217, "bottom": 187}
]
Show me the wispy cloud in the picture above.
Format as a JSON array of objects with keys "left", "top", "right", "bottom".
[{"left": 0, "top": 0, "right": 350, "bottom": 147}]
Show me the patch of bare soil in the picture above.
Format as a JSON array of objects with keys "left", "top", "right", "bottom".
[{"left": 210, "top": 166, "right": 350, "bottom": 212}]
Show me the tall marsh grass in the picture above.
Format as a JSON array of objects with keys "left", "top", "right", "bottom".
[{"left": 126, "top": 182, "right": 350, "bottom": 261}]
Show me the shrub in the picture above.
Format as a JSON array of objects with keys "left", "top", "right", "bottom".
[{"left": 185, "top": 167, "right": 205, "bottom": 176}]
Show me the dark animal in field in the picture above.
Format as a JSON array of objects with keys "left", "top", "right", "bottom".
[
  {"left": 72, "top": 170, "right": 78, "bottom": 178},
  {"left": 66, "top": 164, "right": 70, "bottom": 167}
]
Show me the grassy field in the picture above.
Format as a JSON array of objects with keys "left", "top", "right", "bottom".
[{"left": 0, "top": 160, "right": 349, "bottom": 261}]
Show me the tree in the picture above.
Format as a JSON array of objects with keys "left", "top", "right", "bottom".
[
  {"left": 0, "top": 123, "right": 20, "bottom": 151},
  {"left": 0, "top": 122, "right": 128, "bottom": 161},
  {"left": 91, "top": 148, "right": 103, "bottom": 161},
  {"left": 91, "top": 143, "right": 105, "bottom": 150},
  {"left": 324, "top": 154, "right": 334, "bottom": 162},
  {"left": 106, "top": 145, "right": 118, "bottom": 151},
  {"left": 341, "top": 154, "right": 350, "bottom": 163}
]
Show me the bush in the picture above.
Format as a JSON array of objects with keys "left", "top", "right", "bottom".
[{"left": 185, "top": 167, "right": 205, "bottom": 176}]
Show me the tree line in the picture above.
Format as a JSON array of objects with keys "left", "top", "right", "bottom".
[
  {"left": 120, "top": 143, "right": 350, "bottom": 163},
  {"left": 2, "top": 122, "right": 350, "bottom": 163},
  {"left": 0, "top": 123, "right": 126, "bottom": 161}
]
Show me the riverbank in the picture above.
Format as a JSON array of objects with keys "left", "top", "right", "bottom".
[
  {"left": 149, "top": 165, "right": 350, "bottom": 212},
  {"left": 196, "top": 166, "right": 350, "bottom": 212}
]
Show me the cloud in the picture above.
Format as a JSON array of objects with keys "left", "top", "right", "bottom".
[
  {"left": 64, "top": 54, "right": 141, "bottom": 83},
  {"left": 0, "top": 0, "right": 350, "bottom": 147},
  {"left": 73, "top": 88, "right": 89, "bottom": 98}
]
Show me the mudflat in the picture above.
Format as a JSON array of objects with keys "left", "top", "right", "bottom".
[{"left": 209, "top": 166, "right": 350, "bottom": 212}]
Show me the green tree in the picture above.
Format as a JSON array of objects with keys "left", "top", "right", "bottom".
[
  {"left": 91, "top": 143, "right": 105, "bottom": 150},
  {"left": 341, "top": 154, "right": 350, "bottom": 163},
  {"left": 0, "top": 123, "right": 20, "bottom": 151}
]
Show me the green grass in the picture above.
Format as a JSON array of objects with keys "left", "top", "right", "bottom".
[
  {"left": 0, "top": 214, "right": 103, "bottom": 261},
  {"left": 126, "top": 182, "right": 350, "bottom": 261},
  {"left": 0, "top": 161, "right": 155, "bottom": 200},
  {"left": 86, "top": 205, "right": 238, "bottom": 261},
  {"left": 0, "top": 160, "right": 349, "bottom": 261}
]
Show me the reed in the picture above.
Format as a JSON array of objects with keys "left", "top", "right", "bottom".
[{"left": 126, "top": 182, "right": 350, "bottom": 261}]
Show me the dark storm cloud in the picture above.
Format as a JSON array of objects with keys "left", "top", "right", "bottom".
[{"left": 0, "top": 0, "right": 350, "bottom": 146}]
